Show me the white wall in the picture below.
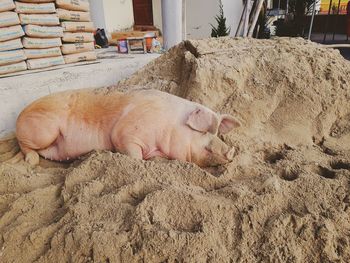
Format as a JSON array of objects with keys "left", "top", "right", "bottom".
[
  {"left": 89, "top": 0, "right": 106, "bottom": 29},
  {"left": 103, "top": 0, "right": 134, "bottom": 32},
  {"left": 152, "top": 0, "right": 244, "bottom": 39},
  {"left": 89, "top": 0, "right": 135, "bottom": 33},
  {"left": 152, "top": 0, "right": 162, "bottom": 31}
]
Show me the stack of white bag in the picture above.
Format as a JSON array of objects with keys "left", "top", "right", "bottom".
[
  {"left": 17, "top": 0, "right": 65, "bottom": 69},
  {"left": 56, "top": 0, "right": 96, "bottom": 64},
  {"left": 0, "top": 0, "right": 26, "bottom": 75}
]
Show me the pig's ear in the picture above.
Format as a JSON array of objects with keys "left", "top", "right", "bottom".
[
  {"left": 186, "top": 108, "right": 219, "bottom": 134},
  {"left": 218, "top": 114, "right": 241, "bottom": 135}
]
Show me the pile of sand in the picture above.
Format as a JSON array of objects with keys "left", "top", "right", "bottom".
[{"left": 1, "top": 37, "right": 350, "bottom": 262}]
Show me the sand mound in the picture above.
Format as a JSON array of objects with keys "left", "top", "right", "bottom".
[{"left": 1, "top": 37, "right": 350, "bottom": 262}]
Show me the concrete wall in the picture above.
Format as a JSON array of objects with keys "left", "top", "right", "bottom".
[
  {"left": 89, "top": 0, "right": 106, "bottom": 29},
  {"left": 89, "top": 0, "right": 134, "bottom": 33},
  {"left": 103, "top": 0, "right": 134, "bottom": 32},
  {"left": 152, "top": 0, "right": 244, "bottom": 39},
  {"left": 152, "top": 0, "right": 162, "bottom": 30},
  {"left": 89, "top": 0, "right": 244, "bottom": 38}
]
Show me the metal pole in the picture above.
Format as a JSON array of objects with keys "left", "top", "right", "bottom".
[
  {"left": 323, "top": 0, "right": 333, "bottom": 43},
  {"left": 332, "top": 0, "right": 341, "bottom": 41},
  {"left": 308, "top": 0, "right": 317, "bottom": 40},
  {"left": 286, "top": 0, "right": 289, "bottom": 14}
]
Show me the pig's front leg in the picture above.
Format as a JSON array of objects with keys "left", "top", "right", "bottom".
[
  {"left": 113, "top": 140, "right": 143, "bottom": 160},
  {"left": 122, "top": 143, "right": 143, "bottom": 159}
]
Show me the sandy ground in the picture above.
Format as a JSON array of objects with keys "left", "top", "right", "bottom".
[{"left": 1, "top": 37, "right": 350, "bottom": 262}]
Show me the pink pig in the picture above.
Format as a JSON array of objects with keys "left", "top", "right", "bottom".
[{"left": 15, "top": 89, "right": 240, "bottom": 167}]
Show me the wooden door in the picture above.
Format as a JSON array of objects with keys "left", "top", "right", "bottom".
[{"left": 133, "top": 0, "right": 154, "bottom": 26}]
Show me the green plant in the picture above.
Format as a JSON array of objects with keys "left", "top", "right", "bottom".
[{"left": 210, "top": 0, "right": 231, "bottom": 37}]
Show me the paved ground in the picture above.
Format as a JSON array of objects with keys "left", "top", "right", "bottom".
[{"left": 0, "top": 50, "right": 160, "bottom": 136}]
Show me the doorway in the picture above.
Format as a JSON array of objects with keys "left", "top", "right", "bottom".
[{"left": 132, "top": 0, "right": 154, "bottom": 26}]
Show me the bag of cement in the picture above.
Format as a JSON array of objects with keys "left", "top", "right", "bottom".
[
  {"left": 0, "top": 0, "right": 15, "bottom": 12},
  {"left": 62, "top": 32, "right": 94, "bottom": 43},
  {"left": 61, "top": 21, "right": 94, "bottom": 32},
  {"left": 15, "top": 0, "right": 55, "bottom": 2},
  {"left": 26, "top": 56, "right": 65, "bottom": 69},
  {"left": 24, "top": 25, "right": 63, "bottom": 38},
  {"left": 56, "top": 0, "right": 90, "bottom": 12},
  {"left": 0, "top": 49, "right": 26, "bottom": 66},
  {"left": 19, "top": 14, "right": 59, "bottom": 26},
  {"left": 63, "top": 51, "right": 96, "bottom": 64},
  {"left": 15, "top": 2, "right": 56, "bottom": 14},
  {"left": 0, "top": 25, "right": 24, "bottom": 42},
  {"left": 0, "top": 12, "right": 19, "bottom": 28},
  {"left": 22, "top": 37, "right": 62, "bottom": 49},
  {"left": 0, "top": 38, "right": 22, "bottom": 51},
  {"left": 24, "top": 47, "right": 61, "bottom": 59},
  {"left": 61, "top": 42, "right": 94, "bottom": 54},
  {"left": 0, "top": 61, "right": 27, "bottom": 75},
  {"left": 57, "top": 8, "right": 91, "bottom": 22}
]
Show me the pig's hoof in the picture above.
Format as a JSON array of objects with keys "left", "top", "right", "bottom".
[{"left": 25, "top": 151, "right": 40, "bottom": 166}]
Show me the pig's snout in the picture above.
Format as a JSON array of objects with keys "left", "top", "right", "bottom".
[{"left": 225, "top": 147, "right": 236, "bottom": 161}]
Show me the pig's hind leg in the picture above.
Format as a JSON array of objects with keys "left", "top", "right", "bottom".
[{"left": 16, "top": 117, "right": 60, "bottom": 165}]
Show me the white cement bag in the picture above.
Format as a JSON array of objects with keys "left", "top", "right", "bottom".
[
  {"left": 24, "top": 25, "right": 63, "bottom": 38},
  {"left": 56, "top": 0, "right": 90, "bottom": 12},
  {"left": 57, "top": 8, "right": 91, "bottom": 22},
  {"left": 0, "top": 38, "right": 22, "bottom": 51},
  {"left": 0, "top": 25, "right": 24, "bottom": 42},
  {"left": 24, "top": 47, "right": 61, "bottom": 59},
  {"left": 26, "top": 56, "right": 65, "bottom": 69},
  {"left": 0, "top": 61, "right": 27, "bottom": 75},
  {"left": 0, "top": 0, "right": 15, "bottom": 12},
  {"left": 61, "top": 42, "right": 94, "bottom": 54},
  {"left": 62, "top": 32, "right": 94, "bottom": 43},
  {"left": 0, "top": 49, "right": 26, "bottom": 66},
  {"left": 61, "top": 21, "right": 94, "bottom": 32},
  {"left": 19, "top": 14, "right": 59, "bottom": 25},
  {"left": 16, "top": 0, "right": 55, "bottom": 2},
  {"left": 15, "top": 2, "right": 56, "bottom": 14},
  {"left": 22, "top": 37, "right": 62, "bottom": 49},
  {"left": 63, "top": 51, "right": 96, "bottom": 64},
  {"left": 0, "top": 12, "right": 19, "bottom": 28}
]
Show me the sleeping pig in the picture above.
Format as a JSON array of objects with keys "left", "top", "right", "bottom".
[{"left": 15, "top": 89, "right": 241, "bottom": 167}]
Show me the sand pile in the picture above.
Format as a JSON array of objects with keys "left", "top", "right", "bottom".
[{"left": 1, "top": 37, "right": 350, "bottom": 262}]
